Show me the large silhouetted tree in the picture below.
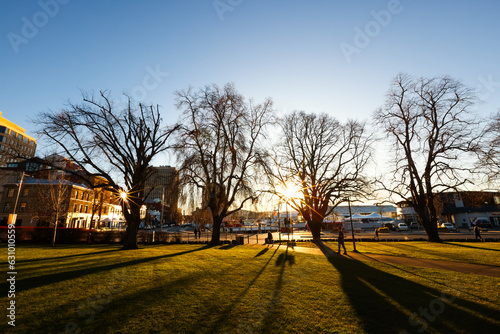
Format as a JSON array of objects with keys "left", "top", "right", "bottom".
[
  {"left": 375, "top": 74, "right": 482, "bottom": 242},
  {"left": 175, "top": 83, "right": 273, "bottom": 245},
  {"left": 268, "top": 111, "right": 372, "bottom": 242},
  {"left": 479, "top": 110, "right": 500, "bottom": 185},
  {"left": 37, "top": 91, "right": 179, "bottom": 249}
]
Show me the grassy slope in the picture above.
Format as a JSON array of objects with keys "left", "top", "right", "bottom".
[{"left": 0, "top": 244, "right": 499, "bottom": 334}]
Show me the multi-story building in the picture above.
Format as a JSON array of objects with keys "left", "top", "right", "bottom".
[
  {"left": 0, "top": 111, "right": 37, "bottom": 166},
  {"left": 144, "top": 166, "right": 179, "bottom": 224},
  {"left": 396, "top": 191, "right": 500, "bottom": 228},
  {"left": 0, "top": 157, "right": 128, "bottom": 229}
]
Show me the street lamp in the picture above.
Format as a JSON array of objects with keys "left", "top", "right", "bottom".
[
  {"left": 8, "top": 172, "right": 28, "bottom": 225},
  {"left": 346, "top": 197, "right": 358, "bottom": 252}
]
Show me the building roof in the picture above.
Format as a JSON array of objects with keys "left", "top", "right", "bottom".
[{"left": 0, "top": 111, "right": 36, "bottom": 143}]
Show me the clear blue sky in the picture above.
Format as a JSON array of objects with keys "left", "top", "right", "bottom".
[{"left": 1, "top": 0, "right": 499, "bottom": 153}]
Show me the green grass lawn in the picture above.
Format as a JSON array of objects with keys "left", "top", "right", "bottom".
[
  {"left": 314, "top": 241, "right": 500, "bottom": 267},
  {"left": 1, "top": 243, "right": 499, "bottom": 333}
]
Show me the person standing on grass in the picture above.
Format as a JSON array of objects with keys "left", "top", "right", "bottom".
[
  {"left": 474, "top": 225, "right": 482, "bottom": 241},
  {"left": 267, "top": 231, "right": 273, "bottom": 247},
  {"left": 338, "top": 228, "right": 347, "bottom": 254}
]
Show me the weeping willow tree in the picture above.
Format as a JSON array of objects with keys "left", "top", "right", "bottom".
[{"left": 175, "top": 83, "right": 274, "bottom": 245}]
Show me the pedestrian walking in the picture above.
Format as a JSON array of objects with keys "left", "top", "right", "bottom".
[
  {"left": 194, "top": 226, "right": 198, "bottom": 239},
  {"left": 338, "top": 228, "right": 347, "bottom": 254},
  {"left": 375, "top": 228, "right": 379, "bottom": 241},
  {"left": 474, "top": 225, "right": 482, "bottom": 241}
]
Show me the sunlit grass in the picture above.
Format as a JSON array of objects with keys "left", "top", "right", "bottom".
[
  {"left": 1, "top": 244, "right": 499, "bottom": 333},
  {"left": 307, "top": 241, "right": 500, "bottom": 267}
]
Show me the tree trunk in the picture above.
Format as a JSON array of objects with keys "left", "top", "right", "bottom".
[
  {"left": 122, "top": 201, "right": 141, "bottom": 250},
  {"left": 209, "top": 217, "right": 223, "bottom": 246},
  {"left": 309, "top": 220, "right": 322, "bottom": 243},
  {"left": 418, "top": 213, "right": 441, "bottom": 242},
  {"left": 52, "top": 213, "right": 58, "bottom": 247},
  {"left": 422, "top": 218, "right": 441, "bottom": 242}
]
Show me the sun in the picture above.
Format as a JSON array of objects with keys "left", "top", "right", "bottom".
[
  {"left": 276, "top": 182, "right": 301, "bottom": 200},
  {"left": 120, "top": 190, "right": 128, "bottom": 200}
]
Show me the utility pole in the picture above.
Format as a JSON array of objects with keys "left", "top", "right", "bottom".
[{"left": 347, "top": 197, "right": 358, "bottom": 252}]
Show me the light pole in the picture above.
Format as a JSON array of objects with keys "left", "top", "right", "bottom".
[
  {"left": 160, "top": 186, "right": 165, "bottom": 232},
  {"left": 8, "top": 172, "right": 28, "bottom": 225},
  {"left": 277, "top": 199, "right": 281, "bottom": 243},
  {"left": 287, "top": 200, "right": 290, "bottom": 244},
  {"left": 347, "top": 197, "right": 358, "bottom": 252}
]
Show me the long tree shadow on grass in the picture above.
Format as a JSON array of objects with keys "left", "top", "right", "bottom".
[
  {"left": 318, "top": 243, "right": 500, "bottom": 333},
  {"left": 4, "top": 245, "right": 211, "bottom": 293},
  {"left": 257, "top": 246, "right": 295, "bottom": 333},
  {"left": 25, "top": 270, "right": 209, "bottom": 334},
  {"left": 199, "top": 245, "right": 284, "bottom": 334},
  {"left": 16, "top": 245, "right": 123, "bottom": 264},
  {"left": 443, "top": 241, "right": 500, "bottom": 253}
]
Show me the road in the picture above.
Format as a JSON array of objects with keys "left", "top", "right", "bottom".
[{"left": 142, "top": 227, "right": 500, "bottom": 244}]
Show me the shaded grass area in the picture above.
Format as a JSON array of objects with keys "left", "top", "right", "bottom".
[
  {"left": 1, "top": 244, "right": 499, "bottom": 333},
  {"left": 300, "top": 241, "right": 500, "bottom": 267}
]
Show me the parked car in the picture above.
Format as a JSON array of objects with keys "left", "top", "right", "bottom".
[
  {"left": 377, "top": 227, "right": 390, "bottom": 233},
  {"left": 398, "top": 223, "right": 409, "bottom": 231},
  {"left": 475, "top": 219, "right": 493, "bottom": 228},
  {"left": 440, "top": 223, "right": 457, "bottom": 232},
  {"left": 384, "top": 222, "right": 396, "bottom": 231}
]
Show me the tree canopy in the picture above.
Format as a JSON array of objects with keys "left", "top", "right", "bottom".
[
  {"left": 375, "top": 74, "right": 482, "bottom": 241},
  {"left": 37, "top": 91, "right": 179, "bottom": 249},
  {"left": 175, "top": 83, "right": 273, "bottom": 245},
  {"left": 267, "top": 111, "right": 372, "bottom": 242}
]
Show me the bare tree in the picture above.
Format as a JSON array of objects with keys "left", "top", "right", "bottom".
[
  {"left": 375, "top": 74, "right": 482, "bottom": 242},
  {"left": 479, "top": 110, "right": 500, "bottom": 185},
  {"left": 37, "top": 91, "right": 179, "bottom": 249},
  {"left": 268, "top": 111, "right": 372, "bottom": 242},
  {"left": 35, "top": 172, "right": 71, "bottom": 246},
  {"left": 175, "top": 83, "right": 273, "bottom": 245}
]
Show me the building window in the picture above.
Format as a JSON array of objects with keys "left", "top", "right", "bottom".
[
  {"left": 73, "top": 204, "right": 78, "bottom": 213},
  {"left": 3, "top": 203, "right": 11, "bottom": 213},
  {"left": 79, "top": 204, "right": 83, "bottom": 213},
  {"left": 84, "top": 205, "right": 88, "bottom": 213},
  {"left": 81, "top": 192, "right": 85, "bottom": 200},
  {"left": 19, "top": 203, "right": 26, "bottom": 213},
  {"left": 23, "top": 188, "right": 30, "bottom": 197},
  {"left": 494, "top": 196, "right": 500, "bottom": 205},
  {"left": 75, "top": 190, "right": 79, "bottom": 199},
  {"left": 7, "top": 188, "right": 15, "bottom": 198}
]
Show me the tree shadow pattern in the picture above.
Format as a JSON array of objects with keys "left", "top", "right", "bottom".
[
  {"left": 318, "top": 243, "right": 500, "bottom": 333},
  {"left": 4, "top": 243, "right": 499, "bottom": 334}
]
